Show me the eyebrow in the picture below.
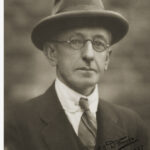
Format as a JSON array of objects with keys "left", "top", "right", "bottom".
[
  {"left": 69, "top": 32, "right": 109, "bottom": 43},
  {"left": 68, "top": 32, "right": 84, "bottom": 38}
]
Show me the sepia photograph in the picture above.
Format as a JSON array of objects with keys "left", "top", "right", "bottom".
[{"left": 4, "top": 0, "right": 150, "bottom": 150}]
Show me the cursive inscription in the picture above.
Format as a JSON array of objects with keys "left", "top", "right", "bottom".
[{"left": 98, "top": 136, "right": 144, "bottom": 150}]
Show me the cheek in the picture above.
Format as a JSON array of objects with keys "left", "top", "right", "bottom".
[
  {"left": 95, "top": 53, "right": 107, "bottom": 71},
  {"left": 56, "top": 50, "right": 78, "bottom": 72}
]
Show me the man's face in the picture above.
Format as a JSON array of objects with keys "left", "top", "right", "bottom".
[{"left": 45, "top": 27, "right": 112, "bottom": 95}]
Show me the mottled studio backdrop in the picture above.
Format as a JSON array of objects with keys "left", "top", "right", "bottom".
[{"left": 5, "top": 0, "right": 150, "bottom": 133}]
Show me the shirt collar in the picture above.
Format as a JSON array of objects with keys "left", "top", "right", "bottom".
[{"left": 55, "top": 78, "right": 99, "bottom": 113}]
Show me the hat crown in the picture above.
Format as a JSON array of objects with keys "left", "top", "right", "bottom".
[
  {"left": 32, "top": 0, "right": 129, "bottom": 50},
  {"left": 52, "top": 0, "right": 104, "bottom": 14}
]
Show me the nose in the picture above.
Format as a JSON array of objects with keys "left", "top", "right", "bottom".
[{"left": 82, "top": 41, "right": 94, "bottom": 62}]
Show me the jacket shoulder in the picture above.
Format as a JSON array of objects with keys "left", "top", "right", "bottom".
[
  {"left": 100, "top": 99, "right": 150, "bottom": 147},
  {"left": 101, "top": 99, "right": 145, "bottom": 129},
  {"left": 101, "top": 100, "right": 138, "bottom": 121}
]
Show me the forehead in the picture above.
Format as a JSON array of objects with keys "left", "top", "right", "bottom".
[{"left": 55, "top": 27, "right": 112, "bottom": 42}]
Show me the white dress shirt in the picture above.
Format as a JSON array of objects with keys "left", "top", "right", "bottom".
[{"left": 55, "top": 78, "right": 99, "bottom": 135}]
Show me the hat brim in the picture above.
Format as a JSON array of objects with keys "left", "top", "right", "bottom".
[{"left": 31, "top": 10, "right": 129, "bottom": 50}]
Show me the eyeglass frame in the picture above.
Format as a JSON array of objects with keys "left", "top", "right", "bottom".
[{"left": 49, "top": 38, "right": 110, "bottom": 52}]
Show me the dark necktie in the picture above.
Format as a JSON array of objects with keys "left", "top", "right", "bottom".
[{"left": 78, "top": 97, "right": 97, "bottom": 150}]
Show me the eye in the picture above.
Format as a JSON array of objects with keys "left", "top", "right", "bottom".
[
  {"left": 70, "top": 39, "right": 83, "bottom": 45},
  {"left": 69, "top": 38, "right": 84, "bottom": 50},
  {"left": 93, "top": 40, "right": 105, "bottom": 47}
]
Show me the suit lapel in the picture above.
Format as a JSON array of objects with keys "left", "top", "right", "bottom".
[
  {"left": 38, "top": 84, "right": 128, "bottom": 150},
  {"left": 39, "top": 83, "right": 80, "bottom": 150}
]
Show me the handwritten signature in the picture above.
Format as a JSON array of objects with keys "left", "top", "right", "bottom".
[{"left": 98, "top": 136, "right": 144, "bottom": 150}]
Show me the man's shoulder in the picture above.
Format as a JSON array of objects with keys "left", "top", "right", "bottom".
[
  {"left": 100, "top": 99, "right": 145, "bottom": 128},
  {"left": 100, "top": 99, "right": 137, "bottom": 118},
  {"left": 15, "top": 92, "right": 47, "bottom": 111},
  {"left": 9, "top": 85, "right": 56, "bottom": 122},
  {"left": 21, "top": 83, "right": 57, "bottom": 109},
  {"left": 9, "top": 94, "right": 45, "bottom": 123},
  {"left": 100, "top": 99, "right": 148, "bottom": 137}
]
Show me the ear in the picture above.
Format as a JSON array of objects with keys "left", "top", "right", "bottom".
[
  {"left": 104, "top": 48, "right": 112, "bottom": 71},
  {"left": 43, "top": 42, "right": 57, "bottom": 66}
]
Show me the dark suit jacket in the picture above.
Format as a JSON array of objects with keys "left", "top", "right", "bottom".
[{"left": 5, "top": 83, "right": 150, "bottom": 150}]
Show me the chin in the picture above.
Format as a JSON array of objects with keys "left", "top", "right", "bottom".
[
  {"left": 74, "top": 80, "right": 97, "bottom": 95},
  {"left": 76, "top": 78, "right": 98, "bottom": 88}
]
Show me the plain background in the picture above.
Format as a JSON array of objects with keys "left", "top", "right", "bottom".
[
  {"left": 4, "top": 0, "right": 150, "bottom": 139},
  {"left": 1, "top": 0, "right": 4, "bottom": 149}
]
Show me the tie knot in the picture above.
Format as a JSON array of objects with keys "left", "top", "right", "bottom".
[{"left": 79, "top": 97, "right": 89, "bottom": 111}]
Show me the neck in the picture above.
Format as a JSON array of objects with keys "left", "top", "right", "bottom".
[{"left": 73, "top": 85, "right": 95, "bottom": 96}]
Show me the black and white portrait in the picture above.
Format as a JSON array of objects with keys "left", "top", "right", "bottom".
[{"left": 4, "top": 0, "right": 150, "bottom": 150}]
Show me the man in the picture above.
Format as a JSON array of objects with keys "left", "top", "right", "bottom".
[{"left": 5, "top": 0, "right": 150, "bottom": 150}]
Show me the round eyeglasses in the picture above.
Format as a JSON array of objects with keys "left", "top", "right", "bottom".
[{"left": 50, "top": 38, "right": 110, "bottom": 52}]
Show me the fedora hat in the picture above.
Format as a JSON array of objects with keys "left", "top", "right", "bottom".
[{"left": 31, "top": 0, "right": 129, "bottom": 50}]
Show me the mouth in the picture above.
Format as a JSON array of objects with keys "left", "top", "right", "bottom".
[{"left": 76, "top": 67, "right": 97, "bottom": 72}]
